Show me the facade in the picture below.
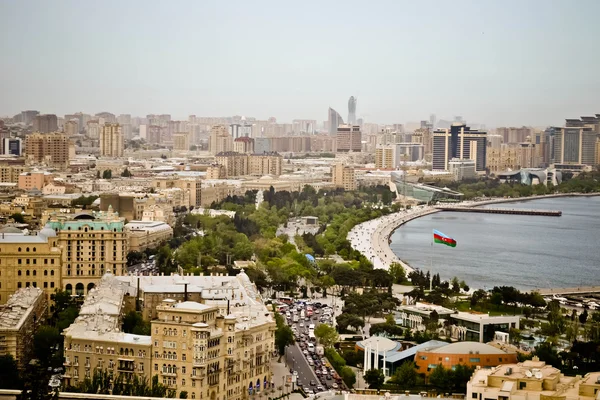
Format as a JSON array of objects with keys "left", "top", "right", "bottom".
[
  {"left": 433, "top": 123, "right": 487, "bottom": 172},
  {"left": 33, "top": 114, "right": 58, "bottom": 133},
  {"left": 125, "top": 220, "right": 174, "bottom": 252},
  {"left": 209, "top": 125, "right": 233, "bottom": 155},
  {"left": 466, "top": 359, "right": 600, "bottom": 400},
  {"left": 249, "top": 152, "right": 283, "bottom": 176},
  {"left": 450, "top": 311, "right": 520, "bottom": 343},
  {"left": 25, "top": 132, "right": 71, "bottom": 169},
  {"left": 332, "top": 163, "right": 356, "bottom": 191},
  {"left": 390, "top": 173, "right": 463, "bottom": 203},
  {"left": 397, "top": 302, "right": 455, "bottom": 331},
  {"left": 553, "top": 126, "right": 597, "bottom": 170},
  {"left": 64, "top": 120, "right": 79, "bottom": 137},
  {"left": 63, "top": 271, "right": 277, "bottom": 399},
  {"left": 0, "top": 287, "right": 47, "bottom": 369},
  {"left": 215, "top": 152, "right": 249, "bottom": 177},
  {"left": 17, "top": 171, "right": 52, "bottom": 190},
  {"left": 448, "top": 158, "right": 476, "bottom": 181},
  {"left": 0, "top": 165, "right": 29, "bottom": 184},
  {"left": 414, "top": 342, "right": 517, "bottom": 376},
  {"left": 173, "top": 132, "right": 191, "bottom": 151},
  {"left": 234, "top": 137, "right": 255, "bottom": 154},
  {"left": 99, "top": 123, "right": 124, "bottom": 157},
  {"left": 375, "top": 145, "right": 395, "bottom": 169},
  {"left": 3, "top": 138, "right": 23, "bottom": 156},
  {"left": 0, "top": 227, "right": 62, "bottom": 304},
  {"left": 47, "top": 209, "right": 127, "bottom": 295},
  {"left": 487, "top": 147, "right": 518, "bottom": 174},
  {"left": 336, "top": 125, "right": 362, "bottom": 152}
]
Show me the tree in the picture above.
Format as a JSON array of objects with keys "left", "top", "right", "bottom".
[
  {"left": 428, "top": 364, "right": 451, "bottom": 391},
  {"left": 391, "top": 361, "right": 417, "bottom": 388},
  {"left": 389, "top": 263, "right": 406, "bottom": 284},
  {"left": 314, "top": 323, "right": 339, "bottom": 348},
  {"left": 34, "top": 326, "right": 61, "bottom": 367},
  {"left": 336, "top": 313, "right": 364, "bottom": 333},
  {"left": 364, "top": 369, "right": 385, "bottom": 389},
  {"left": 340, "top": 366, "right": 356, "bottom": 388},
  {"left": 275, "top": 325, "right": 295, "bottom": 358},
  {"left": 11, "top": 213, "right": 25, "bottom": 223},
  {"left": 579, "top": 309, "right": 589, "bottom": 324},
  {"left": 490, "top": 292, "right": 503, "bottom": 308},
  {"left": 122, "top": 311, "right": 150, "bottom": 335},
  {"left": 0, "top": 355, "right": 21, "bottom": 389},
  {"left": 179, "top": 391, "right": 188, "bottom": 399},
  {"left": 126, "top": 250, "right": 146, "bottom": 266},
  {"left": 121, "top": 167, "right": 132, "bottom": 177},
  {"left": 102, "top": 169, "right": 112, "bottom": 179}
]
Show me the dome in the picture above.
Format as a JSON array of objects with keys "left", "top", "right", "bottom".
[
  {"left": 0, "top": 226, "right": 23, "bottom": 234},
  {"left": 39, "top": 224, "right": 57, "bottom": 238}
]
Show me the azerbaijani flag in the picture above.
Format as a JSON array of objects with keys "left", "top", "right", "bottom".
[{"left": 433, "top": 230, "right": 457, "bottom": 247}]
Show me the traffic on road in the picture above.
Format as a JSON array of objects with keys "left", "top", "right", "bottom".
[{"left": 281, "top": 299, "right": 345, "bottom": 395}]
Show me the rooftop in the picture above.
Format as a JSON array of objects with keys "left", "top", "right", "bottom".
[
  {"left": 427, "top": 341, "right": 510, "bottom": 355},
  {"left": 0, "top": 287, "right": 44, "bottom": 330}
]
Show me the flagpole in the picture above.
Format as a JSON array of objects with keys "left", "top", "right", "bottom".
[{"left": 430, "top": 229, "right": 434, "bottom": 291}]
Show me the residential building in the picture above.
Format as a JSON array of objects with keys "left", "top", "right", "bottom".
[
  {"left": 17, "top": 171, "right": 52, "bottom": 190},
  {"left": 516, "top": 140, "right": 538, "bottom": 169},
  {"left": 496, "top": 127, "right": 533, "bottom": 144},
  {"left": 173, "top": 132, "right": 191, "bottom": 151},
  {"left": 206, "top": 164, "right": 226, "bottom": 180},
  {"left": 86, "top": 120, "right": 101, "bottom": 139},
  {"left": 20, "top": 110, "right": 40, "bottom": 126},
  {"left": 414, "top": 342, "right": 517, "bottom": 376},
  {"left": 466, "top": 359, "right": 600, "bottom": 400},
  {"left": 0, "top": 165, "right": 29, "bottom": 184},
  {"left": 95, "top": 112, "right": 117, "bottom": 124},
  {"left": 64, "top": 119, "right": 79, "bottom": 137},
  {"left": 375, "top": 145, "right": 395, "bottom": 169},
  {"left": 0, "top": 287, "right": 47, "bottom": 369},
  {"left": 596, "top": 139, "right": 600, "bottom": 166},
  {"left": 63, "top": 271, "right": 277, "bottom": 399},
  {"left": 125, "top": 221, "right": 173, "bottom": 252},
  {"left": 432, "top": 123, "right": 487, "bottom": 172},
  {"left": 336, "top": 125, "right": 362, "bottom": 152},
  {"left": 25, "top": 132, "right": 70, "bottom": 169},
  {"left": 487, "top": 147, "right": 518, "bottom": 174},
  {"left": 328, "top": 107, "right": 344, "bottom": 136},
  {"left": 332, "top": 163, "right": 356, "bottom": 191},
  {"left": 233, "top": 137, "right": 255, "bottom": 154},
  {"left": 46, "top": 209, "right": 127, "bottom": 295},
  {"left": 147, "top": 125, "right": 162, "bottom": 144},
  {"left": 99, "top": 123, "right": 124, "bottom": 157},
  {"left": 215, "top": 152, "right": 249, "bottom": 177},
  {"left": 33, "top": 114, "right": 58, "bottom": 133},
  {"left": 448, "top": 158, "right": 477, "bottom": 181},
  {"left": 249, "top": 152, "right": 283, "bottom": 176},
  {"left": 3, "top": 138, "right": 23, "bottom": 156},
  {"left": 209, "top": 125, "right": 233, "bottom": 155},
  {"left": 151, "top": 176, "right": 203, "bottom": 208},
  {"left": 553, "top": 125, "right": 597, "bottom": 171}
]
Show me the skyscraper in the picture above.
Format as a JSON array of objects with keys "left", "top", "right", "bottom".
[
  {"left": 209, "top": 125, "right": 233, "bottom": 155},
  {"left": 336, "top": 125, "right": 362, "bottom": 152},
  {"left": 348, "top": 96, "right": 357, "bottom": 125},
  {"left": 328, "top": 107, "right": 344, "bottom": 136},
  {"left": 432, "top": 123, "right": 487, "bottom": 172},
  {"left": 33, "top": 114, "right": 58, "bottom": 133},
  {"left": 99, "top": 123, "right": 124, "bottom": 157}
]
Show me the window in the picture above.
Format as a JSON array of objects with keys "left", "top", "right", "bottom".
[
  {"left": 51, "top": 282, "right": 55, "bottom": 288},
  {"left": 18, "top": 282, "right": 22, "bottom": 288},
  {"left": 18, "top": 270, "right": 21, "bottom": 276},
  {"left": 472, "top": 393, "right": 478, "bottom": 399},
  {"left": 519, "top": 382, "right": 527, "bottom": 390},
  {"left": 18, "top": 259, "right": 21, "bottom": 265},
  {"left": 155, "top": 364, "right": 158, "bottom": 371},
  {"left": 469, "top": 358, "right": 481, "bottom": 363},
  {"left": 51, "top": 270, "right": 54, "bottom": 276}
]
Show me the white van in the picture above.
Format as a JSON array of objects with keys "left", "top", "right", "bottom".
[
  {"left": 308, "top": 343, "right": 315, "bottom": 353},
  {"left": 308, "top": 324, "right": 315, "bottom": 331}
]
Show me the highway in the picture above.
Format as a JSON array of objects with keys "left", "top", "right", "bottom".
[{"left": 285, "top": 342, "right": 319, "bottom": 390}]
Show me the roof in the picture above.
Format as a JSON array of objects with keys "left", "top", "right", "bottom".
[
  {"left": 356, "top": 336, "right": 402, "bottom": 353},
  {"left": 174, "top": 301, "right": 213, "bottom": 311},
  {"left": 385, "top": 340, "right": 448, "bottom": 363},
  {"left": 0, "top": 287, "right": 44, "bottom": 330},
  {"left": 426, "top": 342, "right": 510, "bottom": 355}
]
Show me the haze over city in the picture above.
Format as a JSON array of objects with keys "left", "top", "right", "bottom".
[{"left": 2, "top": 0, "right": 600, "bottom": 127}]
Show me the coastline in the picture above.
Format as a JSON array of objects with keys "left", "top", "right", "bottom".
[{"left": 348, "top": 192, "right": 600, "bottom": 276}]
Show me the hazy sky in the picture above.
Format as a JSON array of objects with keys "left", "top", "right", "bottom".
[{"left": 1, "top": 0, "right": 599, "bottom": 127}]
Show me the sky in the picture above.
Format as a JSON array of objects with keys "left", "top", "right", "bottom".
[{"left": 1, "top": 0, "right": 599, "bottom": 128}]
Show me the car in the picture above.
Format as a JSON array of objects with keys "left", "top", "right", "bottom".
[
  {"left": 326, "top": 374, "right": 332, "bottom": 380},
  {"left": 296, "top": 381, "right": 303, "bottom": 387},
  {"left": 299, "top": 323, "right": 304, "bottom": 328},
  {"left": 303, "top": 350, "right": 308, "bottom": 355},
  {"left": 317, "top": 386, "right": 324, "bottom": 392},
  {"left": 332, "top": 383, "right": 338, "bottom": 389},
  {"left": 310, "top": 380, "right": 316, "bottom": 386},
  {"left": 304, "top": 317, "right": 310, "bottom": 321},
  {"left": 293, "top": 370, "right": 298, "bottom": 376}
]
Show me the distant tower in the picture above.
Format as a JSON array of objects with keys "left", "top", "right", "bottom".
[{"left": 348, "top": 96, "right": 357, "bottom": 125}]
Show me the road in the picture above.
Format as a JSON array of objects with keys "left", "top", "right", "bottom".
[{"left": 285, "top": 342, "right": 319, "bottom": 390}]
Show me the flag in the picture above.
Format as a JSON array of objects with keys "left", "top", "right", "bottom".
[{"left": 433, "top": 229, "right": 456, "bottom": 247}]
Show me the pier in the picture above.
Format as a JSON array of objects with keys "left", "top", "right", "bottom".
[
  {"left": 536, "top": 287, "right": 600, "bottom": 296},
  {"left": 434, "top": 206, "right": 562, "bottom": 216}
]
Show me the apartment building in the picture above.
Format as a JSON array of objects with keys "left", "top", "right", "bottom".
[
  {"left": 234, "top": 137, "right": 255, "bottom": 154},
  {"left": 124, "top": 221, "right": 173, "bottom": 252},
  {"left": 209, "top": 125, "right": 233, "bottom": 155},
  {"left": 63, "top": 271, "right": 276, "bottom": 400},
  {"left": 46, "top": 209, "right": 127, "bottom": 296},
  {"left": 25, "top": 132, "right": 71, "bottom": 170},
  {"left": 17, "top": 171, "right": 53, "bottom": 191},
  {"left": 487, "top": 147, "right": 518, "bottom": 174},
  {"left": 336, "top": 125, "right": 362, "bottom": 152},
  {"left": 249, "top": 152, "right": 283, "bottom": 176},
  {"left": 375, "top": 145, "right": 395, "bottom": 169},
  {"left": 0, "top": 165, "right": 29, "bottom": 183},
  {"left": 332, "top": 163, "right": 356, "bottom": 191},
  {"left": 173, "top": 132, "right": 191, "bottom": 151},
  {"left": 0, "top": 225, "right": 62, "bottom": 304},
  {"left": 33, "top": 114, "right": 58, "bottom": 133},
  {"left": 215, "top": 152, "right": 249, "bottom": 177},
  {"left": 99, "top": 123, "right": 124, "bottom": 157},
  {"left": 0, "top": 287, "right": 47, "bottom": 369}
]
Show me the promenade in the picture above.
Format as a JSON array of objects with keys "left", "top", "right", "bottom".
[{"left": 347, "top": 206, "right": 439, "bottom": 271}]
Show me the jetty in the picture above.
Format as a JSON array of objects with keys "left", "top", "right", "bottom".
[{"left": 434, "top": 206, "right": 562, "bottom": 216}]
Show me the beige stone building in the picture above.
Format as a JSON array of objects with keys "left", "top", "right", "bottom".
[
  {"left": 234, "top": 137, "right": 255, "bottom": 154},
  {"left": 46, "top": 209, "right": 128, "bottom": 296},
  {"left": 332, "top": 163, "right": 356, "bottom": 190},
  {"left": 0, "top": 227, "right": 62, "bottom": 304},
  {"left": 375, "top": 146, "right": 395, "bottom": 169},
  {"left": 0, "top": 287, "right": 47, "bottom": 369},
  {"left": 206, "top": 165, "right": 226, "bottom": 180},
  {"left": 125, "top": 220, "right": 173, "bottom": 252},
  {"left": 25, "top": 132, "right": 71, "bottom": 170},
  {"left": 249, "top": 152, "right": 282, "bottom": 176},
  {"left": 174, "top": 132, "right": 191, "bottom": 152},
  {"left": 209, "top": 125, "right": 233, "bottom": 155},
  {"left": 152, "top": 176, "right": 203, "bottom": 208},
  {"left": 63, "top": 272, "right": 277, "bottom": 399},
  {"left": 0, "top": 165, "right": 29, "bottom": 184},
  {"left": 99, "top": 123, "right": 124, "bottom": 157},
  {"left": 467, "top": 358, "right": 600, "bottom": 400},
  {"left": 215, "top": 152, "right": 249, "bottom": 177},
  {"left": 17, "top": 171, "right": 53, "bottom": 191},
  {"left": 487, "top": 147, "right": 519, "bottom": 174}
]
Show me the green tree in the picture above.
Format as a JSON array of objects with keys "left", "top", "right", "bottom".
[
  {"left": 428, "top": 364, "right": 451, "bottom": 391},
  {"left": 275, "top": 325, "right": 295, "bottom": 358},
  {"left": 10, "top": 213, "right": 25, "bottom": 223},
  {"left": 33, "top": 326, "right": 61, "bottom": 367},
  {"left": 490, "top": 292, "right": 503, "bottom": 309},
  {"left": 389, "top": 263, "right": 406, "bottom": 284},
  {"left": 391, "top": 361, "right": 417, "bottom": 388},
  {"left": 364, "top": 369, "right": 385, "bottom": 389},
  {"left": 336, "top": 313, "right": 365, "bottom": 333},
  {"left": 102, "top": 169, "right": 112, "bottom": 179},
  {"left": 314, "top": 323, "right": 339, "bottom": 348},
  {"left": 179, "top": 391, "right": 188, "bottom": 399},
  {"left": 340, "top": 366, "right": 356, "bottom": 388},
  {"left": 121, "top": 167, "right": 132, "bottom": 177},
  {"left": 0, "top": 355, "right": 21, "bottom": 389},
  {"left": 122, "top": 311, "right": 151, "bottom": 335}
]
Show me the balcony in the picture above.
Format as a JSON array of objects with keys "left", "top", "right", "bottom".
[
  {"left": 63, "top": 360, "right": 71, "bottom": 366},
  {"left": 193, "top": 359, "right": 207, "bottom": 368},
  {"left": 161, "top": 370, "right": 177, "bottom": 377}
]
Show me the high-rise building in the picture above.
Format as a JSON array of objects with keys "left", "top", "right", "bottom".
[
  {"left": 147, "top": 125, "right": 161, "bottom": 143},
  {"left": 432, "top": 123, "right": 487, "bottom": 172},
  {"left": 64, "top": 120, "right": 79, "bottom": 137},
  {"left": 86, "top": 120, "right": 101, "bottom": 140},
  {"left": 328, "top": 107, "right": 344, "bottom": 136},
  {"left": 209, "top": 125, "right": 233, "bottom": 155},
  {"left": 332, "top": 163, "right": 356, "bottom": 191},
  {"left": 292, "top": 119, "right": 317, "bottom": 134},
  {"left": 348, "top": 96, "right": 357, "bottom": 125},
  {"left": 33, "top": 114, "right": 58, "bottom": 133},
  {"left": 117, "top": 114, "right": 131, "bottom": 125},
  {"left": 20, "top": 110, "right": 39, "bottom": 125},
  {"left": 249, "top": 152, "right": 283, "bottom": 176},
  {"left": 215, "top": 152, "right": 249, "bottom": 177},
  {"left": 336, "top": 125, "right": 362, "bottom": 152},
  {"left": 3, "top": 138, "right": 22, "bottom": 156},
  {"left": 99, "top": 123, "right": 124, "bottom": 157},
  {"left": 47, "top": 209, "right": 127, "bottom": 295},
  {"left": 375, "top": 145, "right": 395, "bottom": 169},
  {"left": 25, "top": 132, "right": 70, "bottom": 169},
  {"left": 173, "top": 132, "right": 191, "bottom": 151},
  {"left": 233, "top": 137, "right": 255, "bottom": 154},
  {"left": 95, "top": 112, "right": 116, "bottom": 124}
]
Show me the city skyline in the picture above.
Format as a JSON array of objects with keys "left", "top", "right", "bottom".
[{"left": 1, "top": 0, "right": 599, "bottom": 127}]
